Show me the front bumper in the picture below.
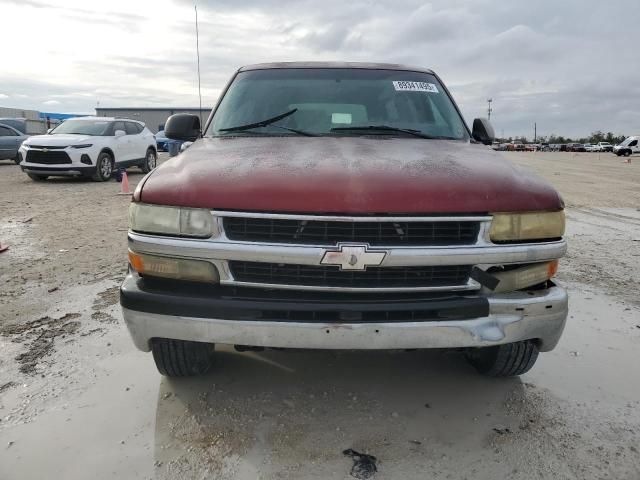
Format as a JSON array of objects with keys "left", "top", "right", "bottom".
[
  {"left": 120, "top": 273, "right": 568, "bottom": 353},
  {"left": 19, "top": 146, "right": 98, "bottom": 176}
]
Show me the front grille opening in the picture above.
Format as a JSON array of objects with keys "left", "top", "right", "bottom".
[
  {"left": 25, "top": 150, "right": 72, "bottom": 164},
  {"left": 229, "top": 261, "right": 472, "bottom": 289},
  {"left": 223, "top": 217, "right": 480, "bottom": 246}
]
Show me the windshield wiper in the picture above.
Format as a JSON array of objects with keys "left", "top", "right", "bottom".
[
  {"left": 330, "top": 125, "right": 440, "bottom": 139},
  {"left": 218, "top": 108, "right": 316, "bottom": 137}
]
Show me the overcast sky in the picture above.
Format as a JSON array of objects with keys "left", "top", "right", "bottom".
[{"left": 2, "top": 0, "right": 639, "bottom": 138}]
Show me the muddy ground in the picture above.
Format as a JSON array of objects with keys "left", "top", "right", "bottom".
[{"left": 0, "top": 151, "right": 639, "bottom": 479}]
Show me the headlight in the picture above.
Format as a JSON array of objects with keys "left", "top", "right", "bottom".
[
  {"left": 129, "top": 203, "right": 214, "bottom": 238},
  {"left": 490, "top": 210, "right": 565, "bottom": 242},
  {"left": 128, "top": 251, "right": 219, "bottom": 283},
  {"left": 71, "top": 144, "right": 93, "bottom": 149}
]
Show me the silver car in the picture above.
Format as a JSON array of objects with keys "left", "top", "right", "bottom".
[{"left": 0, "top": 123, "right": 29, "bottom": 164}]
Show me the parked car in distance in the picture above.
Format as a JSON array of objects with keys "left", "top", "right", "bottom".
[
  {"left": 566, "top": 143, "right": 585, "bottom": 152},
  {"left": 156, "top": 128, "right": 184, "bottom": 154},
  {"left": 155, "top": 129, "right": 169, "bottom": 151},
  {"left": 121, "top": 62, "right": 568, "bottom": 379},
  {"left": 595, "top": 142, "right": 613, "bottom": 152},
  {"left": 584, "top": 144, "right": 597, "bottom": 152},
  {"left": 0, "top": 118, "right": 28, "bottom": 134},
  {"left": 18, "top": 117, "right": 157, "bottom": 182},
  {"left": 0, "top": 123, "right": 29, "bottom": 163},
  {"left": 613, "top": 136, "right": 639, "bottom": 157}
]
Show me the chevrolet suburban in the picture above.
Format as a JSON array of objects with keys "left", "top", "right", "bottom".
[{"left": 120, "top": 62, "right": 568, "bottom": 378}]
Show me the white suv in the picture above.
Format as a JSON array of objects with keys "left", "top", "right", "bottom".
[{"left": 18, "top": 117, "right": 157, "bottom": 182}]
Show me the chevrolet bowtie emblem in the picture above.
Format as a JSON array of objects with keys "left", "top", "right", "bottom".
[
  {"left": 320, "top": 244, "right": 387, "bottom": 271},
  {"left": 42, "top": 148, "right": 49, "bottom": 153}
]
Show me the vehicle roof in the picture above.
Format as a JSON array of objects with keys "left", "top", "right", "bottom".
[{"left": 238, "top": 61, "right": 435, "bottom": 75}]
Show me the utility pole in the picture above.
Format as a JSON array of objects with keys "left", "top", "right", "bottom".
[
  {"left": 487, "top": 98, "right": 493, "bottom": 121},
  {"left": 534, "top": 122, "right": 537, "bottom": 143}
]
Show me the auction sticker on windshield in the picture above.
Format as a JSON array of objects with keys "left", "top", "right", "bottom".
[{"left": 392, "top": 81, "right": 439, "bottom": 93}]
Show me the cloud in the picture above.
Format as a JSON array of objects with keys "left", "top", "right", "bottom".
[
  {"left": 0, "top": 0, "right": 638, "bottom": 137},
  {"left": 42, "top": 100, "right": 61, "bottom": 105},
  {"left": 0, "top": 94, "right": 8, "bottom": 99}
]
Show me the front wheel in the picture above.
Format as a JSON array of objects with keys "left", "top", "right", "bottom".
[
  {"left": 466, "top": 340, "right": 539, "bottom": 377},
  {"left": 151, "top": 338, "right": 215, "bottom": 377},
  {"left": 624, "top": 150, "right": 632, "bottom": 157},
  {"left": 140, "top": 148, "right": 157, "bottom": 173},
  {"left": 92, "top": 152, "right": 113, "bottom": 181}
]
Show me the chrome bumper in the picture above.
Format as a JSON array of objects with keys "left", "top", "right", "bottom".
[{"left": 122, "top": 285, "right": 567, "bottom": 353}]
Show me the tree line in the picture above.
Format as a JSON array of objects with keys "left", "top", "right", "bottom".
[{"left": 495, "top": 131, "right": 627, "bottom": 145}]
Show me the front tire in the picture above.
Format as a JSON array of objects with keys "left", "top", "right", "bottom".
[
  {"left": 624, "top": 150, "right": 631, "bottom": 157},
  {"left": 151, "top": 338, "right": 215, "bottom": 377},
  {"left": 466, "top": 340, "right": 539, "bottom": 377},
  {"left": 92, "top": 151, "right": 113, "bottom": 182},
  {"left": 140, "top": 148, "right": 157, "bottom": 173}
]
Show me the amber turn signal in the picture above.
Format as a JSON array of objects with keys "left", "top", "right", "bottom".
[{"left": 128, "top": 250, "right": 219, "bottom": 283}]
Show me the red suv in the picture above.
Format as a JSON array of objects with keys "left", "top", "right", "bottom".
[{"left": 120, "top": 63, "right": 567, "bottom": 378}]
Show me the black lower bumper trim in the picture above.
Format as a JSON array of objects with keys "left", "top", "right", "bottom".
[
  {"left": 120, "top": 273, "right": 490, "bottom": 323},
  {"left": 21, "top": 165, "right": 97, "bottom": 175}
]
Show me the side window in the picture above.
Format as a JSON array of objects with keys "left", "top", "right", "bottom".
[
  {"left": 629, "top": 139, "right": 638, "bottom": 147},
  {"left": 136, "top": 123, "right": 144, "bottom": 134},
  {"left": 0, "top": 126, "right": 15, "bottom": 136},
  {"left": 125, "top": 122, "right": 139, "bottom": 135},
  {"left": 112, "top": 121, "right": 126, "bottom": 135}
]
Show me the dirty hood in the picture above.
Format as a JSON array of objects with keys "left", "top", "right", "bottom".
[{"left": 140, "top": 137, "right": 563, "bottom": 213}]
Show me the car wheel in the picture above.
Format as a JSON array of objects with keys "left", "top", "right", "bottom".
[
  {"left": 27, "top": 172, "right": 48, "bottom": 181},
  {"left": 14, "top": 152, "right": 23, "bottom": 165},
  {"left": 151, "top": 338, "right": 215, "bottom": 377},
  {"left": 465, "top": 340, "right": 539, "bottom": 377},
  {"left": 624, "top": 150, "right": 631, "bottom": 157},
  {"left": 140, "top": 148, "right": 157, "bottom": 173},
  {"left": 92, "top": 151, "right": 113, "bottom": 182}
]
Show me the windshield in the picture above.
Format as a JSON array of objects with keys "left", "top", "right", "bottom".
[
  {"left": 51, "top": 119, "right": 111, "bottom": 136},
  {"left": 208, "top": 68, "right": 469, "bottom": 140}
]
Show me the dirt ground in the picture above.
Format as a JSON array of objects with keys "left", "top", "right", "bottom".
[{"left": 0, "top": 151, "right": 639, "bottom": 480}]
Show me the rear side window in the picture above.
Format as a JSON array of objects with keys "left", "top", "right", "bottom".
[
  {"left": 125, "top": 122, "right": 140, "bottom": 135},
  {"left": 0, "top": 126, "right": 15, "bottom": 136}
]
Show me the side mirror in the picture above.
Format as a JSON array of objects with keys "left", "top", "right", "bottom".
[
  {"left": 472, "top": 118, "right": 495, "bottom": 145},
  {"left": 165, "top": 114, "right": 201, "bottom": 142},
  {"left": 115, "top": 129, "right": 126, "bottom": 138}
]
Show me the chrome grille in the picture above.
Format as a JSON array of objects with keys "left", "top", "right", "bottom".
[{"left": 229, "top": 261, "right": 472, "bottom": 289}]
